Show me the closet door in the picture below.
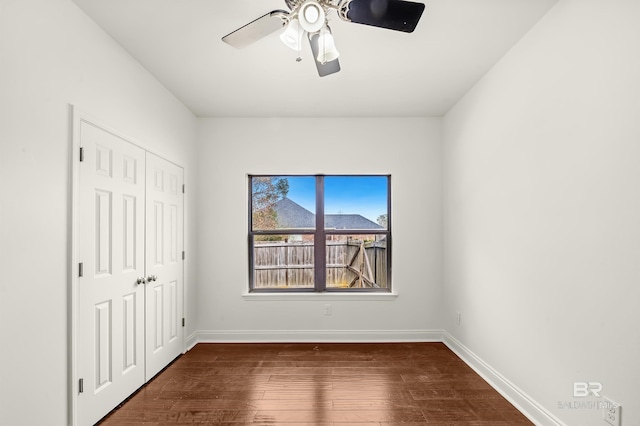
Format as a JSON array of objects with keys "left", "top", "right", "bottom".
[
  {"left": 144, "top": 152, "right": 184, "bottom": 381},
  {"left": 77, "top": 121, "right": 146, "bottom": 426}
]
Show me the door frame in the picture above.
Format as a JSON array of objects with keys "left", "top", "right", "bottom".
[{"left": 69, "top": 107, "right": 186, "bottom": 426}]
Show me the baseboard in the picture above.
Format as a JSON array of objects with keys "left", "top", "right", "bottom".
[
  {"left": 442, "top": 332, "right": 565, "bottom": 426},
  {"left": 185, "top": 331, "right": 199, "bottom": 352},
  {"left": 190, "top": 329, "right": 443, "bottom": 343}
]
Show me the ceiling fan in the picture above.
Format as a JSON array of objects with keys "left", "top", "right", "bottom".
[{"left": 222, "top": 0, "right": 425, "bottom": 77}]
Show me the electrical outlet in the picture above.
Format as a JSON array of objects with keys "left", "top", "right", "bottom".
[
  {"left": 324, "top": 304, "right": 332, "bottom": 316},
  {"left": 456, "top": 312, "right": 461, "bottom": 325},
  {"left": 602, "top": 397, "right": 621, "bottom": 426}
]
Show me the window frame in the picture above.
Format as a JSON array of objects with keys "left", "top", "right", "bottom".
[{"left": 248, "top": 174, "right": 392, "bottom": 293}]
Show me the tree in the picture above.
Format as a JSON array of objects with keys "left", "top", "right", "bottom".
[
  {"left": 252, "top": 177, "right": 289, "bottom": 231},
  {"left": 377, "top": 214, "right": 388, "bottom": 228}
]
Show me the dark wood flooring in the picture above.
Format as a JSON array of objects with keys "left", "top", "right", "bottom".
[{"left": 98, "top": 342, "right": 533, "bottom": 425}]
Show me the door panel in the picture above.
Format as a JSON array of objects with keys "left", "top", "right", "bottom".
[
  {"left": 78, "top": 121, "right": 146, "bottom": 426},
  {"left": 145, "top": 152, "right": 184, "bottom": 381}
]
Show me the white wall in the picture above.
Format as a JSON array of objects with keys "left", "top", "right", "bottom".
[
  {"left": 195, "top": 117, "right": 442, "bottom": 342},
  {"left": 0, "top": 1, "right": 197, "bottom": 425},
  {"left": 442, "top": 0, "right": 640, "bottom": 425}
]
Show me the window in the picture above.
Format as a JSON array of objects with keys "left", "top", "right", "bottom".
[{"left": 249, "top": 175, "right": 391, "bottom": 292}]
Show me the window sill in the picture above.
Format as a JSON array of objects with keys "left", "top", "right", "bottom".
[{"left": 241, "top": 292, "right": 399, "bottom": 302}]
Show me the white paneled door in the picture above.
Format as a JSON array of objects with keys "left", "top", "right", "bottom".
[
  {"left": 77, "top": 120, "right": 183, "bottom": 426},
  {"left": 144, "top": 152, "right": 184, "bottom": 381}
]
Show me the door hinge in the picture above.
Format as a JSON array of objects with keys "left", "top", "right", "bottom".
[
  {"left": 182, "top": 251, "right": 185, "bottom": 260},
  {"left": 78, "top": 262, "right": 84, "bottom": 278},
  {"left": 182, "top": 318, "right": 185, "bottom": 327},
  {"left": 78, "top": 378, "right": 84, "bottom": 394},
  {"left": 79, "top": 147, "right": 85, "bottom": 162},
  {"left": 182, "top": 183, "right": 185, "bottom": 194}
]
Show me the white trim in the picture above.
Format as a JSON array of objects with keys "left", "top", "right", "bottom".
[
  {"left": 186, "top": 331, "right": 199, "bottom": 352},
  {"left": 442, "top": 332, "right": 566, "bottom": 426},
  {"left": 189, "top": 329, "right": 442, "bottom": 343},
  {"left": 241, "top": 292, "right": 399, "bottom": 301},
  {"left": 69, "top": 105, "right": 81, "bottom": 426}
]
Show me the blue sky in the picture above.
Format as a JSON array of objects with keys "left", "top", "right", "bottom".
[{"left": 285, "top": 176, "right": 388, "bottom": 223}]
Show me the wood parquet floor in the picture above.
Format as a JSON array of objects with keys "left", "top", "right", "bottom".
[{"left": 98, "top": 342, "right": 533, "bottom": 425}]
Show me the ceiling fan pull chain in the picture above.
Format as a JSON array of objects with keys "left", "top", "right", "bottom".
[{"left": 297, "top": 22, "right": 304, "bottom": 62}]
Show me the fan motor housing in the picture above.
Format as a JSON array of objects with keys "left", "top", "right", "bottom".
[{"left": 299, "top": 0, "right": 326, "bottom": 33}]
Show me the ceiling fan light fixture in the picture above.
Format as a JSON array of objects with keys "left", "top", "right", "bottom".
[
  {"left": 299, "top": 1, "right": 325, "bottom": 33},
  {"left": 280, "top": 18, "right": 304, "bottom": 50},
  {"left": 316, "top": 25, "right": 340, "bottom": 64}
]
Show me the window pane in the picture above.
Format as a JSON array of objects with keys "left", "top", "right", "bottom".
[
  {"left": 253, "top": 235, "right": 315, "bottom": 289},
  {"left": 252, "top": 176, "right": 315, "bottom": 231},
  {"left": 326, "top": 234, "right": 388, "bottom": 289},
  {"left": 324, "top": 176, "right": 388, "bottom": 230}
]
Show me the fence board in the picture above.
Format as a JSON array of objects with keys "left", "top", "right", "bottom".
[{"left": 253, "top": 240, "right": 387, "bottom": 289}]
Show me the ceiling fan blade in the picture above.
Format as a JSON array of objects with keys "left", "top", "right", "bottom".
[
  {"left": 345, "top": 0, "right": 425, "bottom": 33},
  {"left": 308, "top": 32, "right": 341, "bottom": 77},
  {"left": 222, "top": 10, "right": 288, "bottom": 48}
]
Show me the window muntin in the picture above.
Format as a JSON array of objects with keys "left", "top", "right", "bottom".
[{"left": 249, "top": 175, "right": 390, "bottom": 292}]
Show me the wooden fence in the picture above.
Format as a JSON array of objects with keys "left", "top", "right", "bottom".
[{"left": 253, "top": 239, "right": 387, "bottom": 289}]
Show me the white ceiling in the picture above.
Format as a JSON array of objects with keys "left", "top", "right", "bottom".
[{"left": 72, "top": 0, "right": 557, "bottom": 117}]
